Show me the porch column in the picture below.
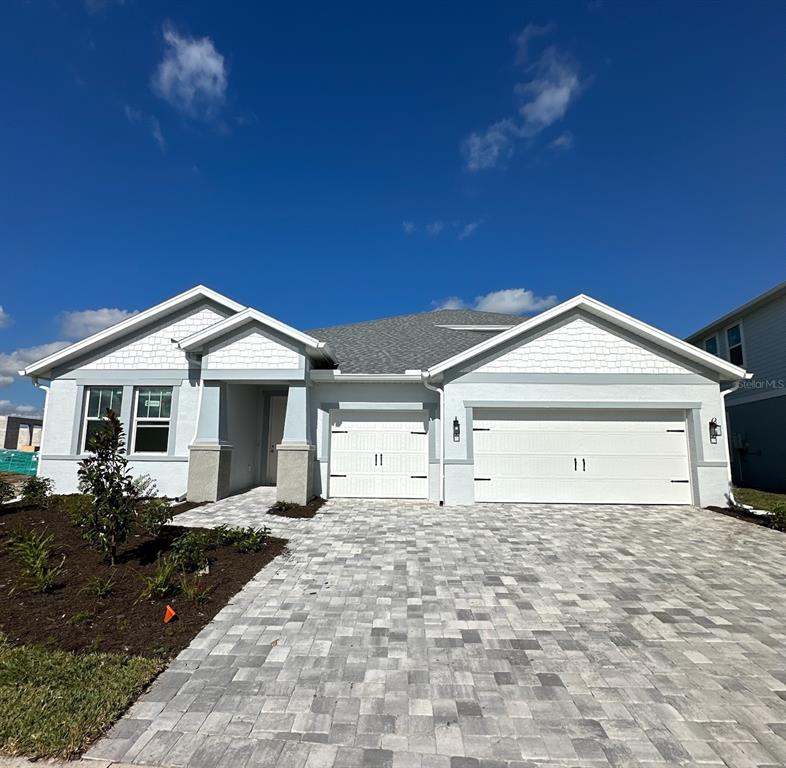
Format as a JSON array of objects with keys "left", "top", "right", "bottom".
[
  {"left": 276, "top": 383, "right": 314, "bottom": 505},
  {"left": 187, "top": 381, "right": 232, "bottom": 502}
]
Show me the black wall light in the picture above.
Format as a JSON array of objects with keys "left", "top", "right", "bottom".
[
  {"left": 709, "top": 418, "right": 722, "bottom": 444},
  {"left": 453, "top": 417, "right": 460, "bottom": 442}
]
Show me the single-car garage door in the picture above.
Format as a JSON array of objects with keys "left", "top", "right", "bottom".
[
  {"left": 329, "top": 410, "right": 428, "bottom": 499},
  {"left": 473, "top": 408, "right": 692, "bottom": 504}
]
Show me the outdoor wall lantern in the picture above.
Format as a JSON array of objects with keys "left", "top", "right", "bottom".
[
  {"left": 709, "top": 418, "right": 722, "bottom": 444},
  {"left": 453, "top": 417, "right": 461, "bottom": 442}
]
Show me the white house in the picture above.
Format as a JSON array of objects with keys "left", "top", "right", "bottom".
[{"left": 22, "top": 286, "right": 748, "bottom": 507}]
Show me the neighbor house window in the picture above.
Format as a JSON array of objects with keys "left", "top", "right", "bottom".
[
  {"left": 82, "top": 386, "right": 123, "bottom": 452},
  {"left": 704, "top": 336, "right": 718, "bottom": 356},
  {"left": 132, "top": 387, "right": 172, "bottom": 454},
  {"left": 726, "top": 324, "right": 744, "bottom": 365}
]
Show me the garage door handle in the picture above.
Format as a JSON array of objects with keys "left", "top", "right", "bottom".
[
  {"left": 374, "top": 453, "right": 378, "bottom": 466},
  {"left": 410, "top": 475, "right": 427, "bottom": 479},
  {"left": 582, "top": 458, "right": 586, "bottom": 472},
  {"left": 574, "top": 458, "right": 577, "bottom": 471}
]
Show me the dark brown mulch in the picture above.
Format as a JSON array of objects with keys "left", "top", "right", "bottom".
[
  {"left": 0, "top": 503, "right": 286, "bottom": 657},
  {"left": 706, "top": 505, "right": 779, "bottom": 531},
  {"left": 267, "top": 496, "right": 325, "bottom": 519},
  {"left": 168, "top": 500, "right": 209, "bottom": 515}
]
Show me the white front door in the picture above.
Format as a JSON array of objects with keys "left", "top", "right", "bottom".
[
  {"left": 473, "top": 409, "right": 692, "bottom": 504},
  {"left": 265, "top": 395, "right": 287, "bottom": 484},
  {"left": 329, "top": 410, "right": 429, "bottom": 499}
]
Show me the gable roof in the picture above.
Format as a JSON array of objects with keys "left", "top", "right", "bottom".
[
  {"left": 178, "top": 307, "right": 335, "bottom": 363},
  {"left": 685, "top": 279, "right": 786, "bottom": 342},
  {"left": 308, "top": 309, "right": 526, "bottom": 374},
  {"left": 425, "top": 295, "right": 750, "bottom": 382},
  {"left": 22, "top": 286, "right": 244, "bottom": 378}
]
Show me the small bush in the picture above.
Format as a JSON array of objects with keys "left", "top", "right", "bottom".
[
  {"left": 50, "top": 494, "right": 94, "bottom": 526},
  {"left": 21, "top": 476, "right": 53, "bottom": 508},
  {"left": 171, "top": 530, "right": 213, "bottom": 573},
  {"left": 137, "top": 497, "right": 172, "bottom": 537},
  {"left": 269, "top": 500, "right": 297, "bottom": 514},
  {"left": 215, "top": 525, "right": 270, "bottom": 553},
  {"left": 179, "top": 573, "right": 212, "bottom": 603},
  {"left": 0, "top": 476, "right": 15, "bottom": 504},
  {"left": 8, "top": 529, "right": 65, "bottom": 593},
  {"left": 138, "top": 555, "right": 177, "bottom": 601},
  {"left": 79, "top": 574, "right": 115, "bottom": 599},
  {"left": 769, "top": 502, "right": 786, "bottom": 532}
]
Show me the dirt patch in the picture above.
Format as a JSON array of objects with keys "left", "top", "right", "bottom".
[
  {"left": 0, "top": 503, "right": 286, "bottom": 657},
  {"left": 267, "top": 496, "right": 325, "bottom": 519},
  {"left": 168, "top": 500, "right": 209, "bottom": 515}
]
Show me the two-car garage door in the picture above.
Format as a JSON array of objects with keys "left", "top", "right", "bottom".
[{"left": 473, "top": 409, "right": 692, "bottom": 504}]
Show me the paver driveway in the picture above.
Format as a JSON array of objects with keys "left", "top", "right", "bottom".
[{"left": 87, "top": 497, "right": 786, "bottom": 768}]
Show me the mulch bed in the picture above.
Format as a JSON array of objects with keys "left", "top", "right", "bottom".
[
  {"left": 267, "top": 496, "right": 325, "bottom": 519},
  {"left": 0, "top": 503, "right": 287, "bottom": 658},
  {"left": 706, "top": 505, "right": 779, "bottom": 530}
]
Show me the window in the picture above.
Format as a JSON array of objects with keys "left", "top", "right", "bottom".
[
  {"left": 726, "top": 324, "right": 744, "bottom": 365},
  {"left": 82, "top": 387, "right": 123, "bottom": 452},
  {"left": 704, "top": 336, "right": 718, "bottom": 356},
  {"left": 132, "top": 387, "right": 172, "bottom": 454}
]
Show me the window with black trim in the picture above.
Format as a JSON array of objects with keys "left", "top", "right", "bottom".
[
  {"left": 82, "top": 387, "right": 124, "bottom": 452},
  {"left": 704, "top": 336, "right": 718, "bottom": 356},
  {"left": 726, "top": 324, "right": 744, "bottom": 366},
  {"left": 132, "top": 387, "right": 172, "bottom": 454}
]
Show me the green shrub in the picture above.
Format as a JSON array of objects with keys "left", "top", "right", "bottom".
[
  {"left": 0, "top": 476, "right": 15, "bottom": 504},
  {"left": 20, "top": 476, "right": 53, "bottom": 508},
  {"left": 50, "top": 494, "right": 94, "bottom": 526},
  {"left": 269, "top": 500, "right": 297, "bottom": 514},
  {"left": 76, "top": 411, "right": 138, "bottom": 565},
  {"left": 138, "top": 555, "right": 177, "bottom": 601},
  {"left": 8, "top": 530, "right": 65, "bottom": 593},
  {"left": 179, "top": 573, "right": 212, "bottom": 603},
  {"left": 215, "top": 525, "right": 270, "bottom": 553},
  {"left": 79, "top": 574, "right": 115, "bottom": 599},
  {"left": 171, "top": 530, "right": 213, "bottom": 573},
  {"left": 137, "top": 497, "right": 172, "bottom": 537},
  {"left": 769, "top": 502, "right": 786, "bottom": 532}
]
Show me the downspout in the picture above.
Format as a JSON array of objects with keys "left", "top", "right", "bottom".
[
  {"left": 421, "top": 372, "right": 444, "bottom": 506},
  {"left": 32, "top": 376, "right": 50, "bottom": 478},
  {"left": 721, "top": 380, "right": 741, "bottom": 507}
]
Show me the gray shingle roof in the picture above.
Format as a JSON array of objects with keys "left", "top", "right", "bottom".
[{"left": 309, "top": 309, "right": 526, "bottom": 373}]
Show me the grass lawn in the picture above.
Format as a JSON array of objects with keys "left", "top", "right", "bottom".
[
  {"left": 734, "top": 487, "right": 786, "bottom": 512},
  {"left": 0, "top": 637, "right": 163, "bottom": 758}
]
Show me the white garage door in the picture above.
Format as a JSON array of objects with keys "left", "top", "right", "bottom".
[
  {"left": 329, "top": 410, "right": 429, "bottom": 499},
  {"left": 473, "top": 409, "right": 692, "bottom": 504}
]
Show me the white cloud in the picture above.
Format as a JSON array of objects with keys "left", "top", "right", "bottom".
[
  {"left": 426, "top": 221, "right": 446, "bottom": 236},
  {"left": 124, "top": 106, "right": 165, "bottom": 151},
  {"left": 402, "top": 220, "right": 416, "bottom": 234},
  {"left": 59, "top": 308, "right": 137, "bottom": 340},
  {"left": 0, "top": 306, "right": 10, "bottom": 328},
  {"left": 152, "top": 23, "right": 228, "bottom": 121},
  {"left": 0, "top": 342, "right": 71, "bottom": 388},
  {"left": 457, "top": 220, "right": 483, "bottom": 240},
  {"left": 433, "top": 288, "right": 558, "bottom": 315},
  {"left": 550, "top": 130, "right": 574, "bottom": 150},
  {"left": 463, "top": 27, "right": 582, "bottom": 171},
  {"left": 0, "top": 400, "right": 42, "bottom": 418}
]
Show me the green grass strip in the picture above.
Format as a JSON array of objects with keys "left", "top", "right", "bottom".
[{"left": 0, "top": 637, "right": 163, "bottom": 758}]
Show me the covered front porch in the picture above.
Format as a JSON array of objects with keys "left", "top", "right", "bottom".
[{"left": 186, "top": 379, "right": 315, "bottom": 504}]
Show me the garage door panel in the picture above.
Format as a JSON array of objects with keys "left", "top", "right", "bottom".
[
  {"left": 473, "top": 409, "right": 691, "bottom": 504},
  {"left": 330, "top": 410, "right": 428, "bottom": 499}
]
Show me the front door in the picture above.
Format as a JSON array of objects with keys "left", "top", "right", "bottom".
[{"left": 265, "top": 395, "right": 287, "bottom": 484}]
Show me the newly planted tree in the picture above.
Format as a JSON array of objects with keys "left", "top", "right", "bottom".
[{"left": 77, "top": 410, "right": 137, "bottom": 565}]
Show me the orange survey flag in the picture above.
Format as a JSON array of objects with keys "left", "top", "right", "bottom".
[{"left": 164, "top": 605, "right": 177, "bottom": 623}]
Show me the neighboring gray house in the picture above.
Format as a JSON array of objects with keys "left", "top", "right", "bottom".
[
  {"left": 687, "top": 280, "right": 786, "bottom": 492},
  {"left": 22, "top": 286, "right": 746, "bottom": 507}
]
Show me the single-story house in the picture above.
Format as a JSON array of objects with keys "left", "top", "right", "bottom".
[{"left": 22, "top": 286, "right": 748, "bottom": 507}]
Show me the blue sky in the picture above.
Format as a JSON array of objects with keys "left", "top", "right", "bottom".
[{"left": 1, "top": 1, "right": 784, "bottom": 415}]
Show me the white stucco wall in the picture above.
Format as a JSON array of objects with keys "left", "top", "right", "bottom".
[
  {"left": 476, "top": 317, "right": 687, "bottom": 374},
  {"left": 204, "top": 328, "right": 300, "bottom": 370}
]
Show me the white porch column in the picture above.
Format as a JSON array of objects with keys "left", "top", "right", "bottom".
[
  {"left": 276, "top": 382, "right": 315, "bottom": 505},
  {"left": 187, "top": 381, "right": 232, "bottom": 502}
]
